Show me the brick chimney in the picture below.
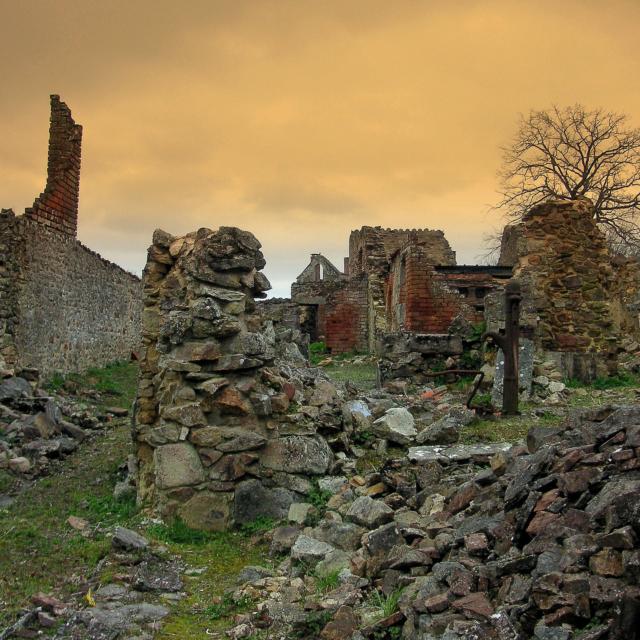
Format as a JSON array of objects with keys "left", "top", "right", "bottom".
[{"left": 25, "top": 95, "right": 82, "bottom": 236}]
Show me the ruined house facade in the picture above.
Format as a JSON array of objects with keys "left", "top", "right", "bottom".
[{"left": 0, "top": 96, "right": 142, "bottom": 377}]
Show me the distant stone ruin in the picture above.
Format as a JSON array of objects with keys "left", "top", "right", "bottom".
[
  {"left": 272, "top": 200, "right": 640, "bottom": 384},
  {"left": 135, "top": 227, "right": 337, "bottom": 531},
  {"left": 494, "top": 198, "right": 640, "bottom": 380},
  {"left": 0, "top": 96, "right": 141, "bottom": 377}
]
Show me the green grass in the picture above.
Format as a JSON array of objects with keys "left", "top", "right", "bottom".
[
  {"left": 309, "top": 341, "right": 328, "bottom": 365},
  {"left": 323, "top": 362, "right": 377, "bottom": 391},
  {"left": 0, "top": 470, "right": 14, "bottom": 494},
  {"left": 368, "top": 588, "right": 402, "bottom": 619},
  {"left": 460, "top": 410, "right": 564, "bottom": 444},
  {"left": 45, "top": 360, "right": 139, "bottom": 409},
  {"left": 152, "top": 528, "right": 269, "bottom": 638},
  {"left": 203, "top": 593, "right": 254, "bottom": 621},
  {"left": 565, "top": 372, "right": 639, "bottom": 390},
  {"left": 0, "top": 418, "right": 134, "bottom": 627},
  {"left": 239, "top": 516, "right": 277, "bottom": 536},
  {"left": 314, "top": 569, "right": 341, "bottom": 593},
  {"left": 0, "top": 362, "right": 141, "bottom": 628}
]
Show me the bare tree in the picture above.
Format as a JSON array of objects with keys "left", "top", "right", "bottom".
[{"left": 496, "top": 105, "right": 640, "bottom": 251}]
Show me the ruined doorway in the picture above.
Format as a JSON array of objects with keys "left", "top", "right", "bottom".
[{"left": 299, "top": 304, "right": 320, "bottom": 343}]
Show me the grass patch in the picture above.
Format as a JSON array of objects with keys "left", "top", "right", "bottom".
[
  {"left": 460, "top": 410, "right": 564, "bottom": 444},
  {"left": 238, "top": 516, "right": 277, "bottom": 536},
  {"left": 80, "top": 493, "right": 138, "bottom": 525},
  {"left": 0, "top": 417, "right": 133, "bottom": 627},
  {"left": 203, "top": 593, "right": 254, "bottom": 620},
  {"left": 368, "top": 588, "right": 402, "bottom": 619},
  {"left": 0, "top": 361, "right": 141, "bottom": 627},
  {"left": 0, "top": 470, "right": 14, "bottom": 494},
  {"left": 565, "top": 372, "right": 639, "bottom": 390},
  {"left": 323, "top": 362, "right": 377, "bottom": 391},
  {"left": 309, "top": 341, "right": 328, "bottom": 365},
  {"left": 315, "top": 569, "right": 341, "bottom": 593},
  {"left": 152, "top": 528, "right": 269, "bottom": 638},
  {"left": 45, "top": 360, "right": 139, "bottom": 409},
  {"left": 146, "top": 518, "right": 218, "bottom": 545}
]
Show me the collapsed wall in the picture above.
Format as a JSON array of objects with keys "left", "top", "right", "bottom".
[
  {"left": 0, "top": 95, "right": 141, "bottom": 377},
  {"left": 501, "top": 199, "right": 640, "bottom": 380},
  {"left": 135, "top": 227, "right": 334, "bottom": 531}
]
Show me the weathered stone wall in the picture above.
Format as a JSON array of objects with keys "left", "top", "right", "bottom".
[
  {"left": 348, "top": 226, "right": 456, "bottom": 277},
  {"left": 256, "top": 298, "right": 310, "bottom": 360},
  {"left": 135, "top": 227, "right": 334, "bottom": 531},
  {"left": 0, "top": 95, "right": 142, "bottom": 377},
  {"left": 0, "top": 210, "right": 22, "bottom": 371},
  {"left": 507, "top": 198, "right": 640, "bottom": 378},
  {"left": 25, "top": 95, "right": 82, "bottom": 237},
  {"left": 11, "top": 216, "right": 141, "bottom": 377}
]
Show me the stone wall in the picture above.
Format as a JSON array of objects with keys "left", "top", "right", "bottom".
[
  {"left": 504, "top": 198, "right": 640, "bottom": 378},
  {"left": 135, "top": 227, "right": 334, "bottom": 531},
  {"left": 0, "top": 95, "right": 142, "bottom": 377},
  {"left": 13, "top": 216, "right": 141, "bottom": 376},
  {"left": 0, "top": 210, "right": 22, "bottom": 371}
]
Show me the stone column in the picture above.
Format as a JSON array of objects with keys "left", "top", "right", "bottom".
[{"left": 135, "top": 226, "right": 332, "bottom": 531}]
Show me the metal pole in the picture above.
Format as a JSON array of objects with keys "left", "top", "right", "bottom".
[
  {"left": 502, "top": 281, "right": 521, "bottom": 415},
  {"left": 482, "top": 280, "right": 521, "bottom": 415}
]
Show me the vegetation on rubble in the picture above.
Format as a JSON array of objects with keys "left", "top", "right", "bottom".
[
  {"left": 0, "top": 414, "right": 133, "bottom": 628},
  {"left": 309, "top": 340, "right": 328, "bottom": 365},
  {"left": 0, "top": 361, "right": 141, "bottom": 629},
  {"left": 314, "top": 568, "right": 341, "bottom": 593},
  {"left": 368, "top": 587, "right": 403, "bottom": 619},
  {"left": 565, "top": 371, "right": 639, "bottom": 390},
  {"left": 46, "top": 359, "right": 139, "bottom": 410}
]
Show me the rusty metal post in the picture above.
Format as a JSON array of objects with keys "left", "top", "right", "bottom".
[{"left": 482, "top": 280, "right": 521, "bottom": 415}]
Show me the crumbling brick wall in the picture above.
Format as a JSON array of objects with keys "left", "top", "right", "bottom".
[
  {"left": 25, "top": 95, "right": 82, "bottom": 237},
  {"left": 0, "top": 96, "right": 142, "bottom": 377},
  {"left": 348, "top": 227, "right": 456, "bottom": 351},
  {"left": 323, "top": 275, "right": 368, "bottom": 353},
  {"left": 387, "top": 246, "right": 471, "bottom": 333}
]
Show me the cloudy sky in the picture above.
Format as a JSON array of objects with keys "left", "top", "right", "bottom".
[{"left": 2, "top": 0, "right": 640, "bottom": 296}]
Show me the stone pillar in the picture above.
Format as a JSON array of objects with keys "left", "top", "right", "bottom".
[{"left": 135, "top": 226, "right": 333, "bottom": 531}]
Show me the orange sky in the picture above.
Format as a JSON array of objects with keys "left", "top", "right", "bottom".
[{"left": 2, "top": 0, "right": 640, "bottom": 296}]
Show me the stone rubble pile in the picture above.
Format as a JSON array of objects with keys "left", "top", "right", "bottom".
[
  {"left": 222, "top": 404, "right": 640, "bottom": 640},
  {"left": 0, "top": 372, "right": 113, "bottom": 480},
  {"left": 3, "top": 526, "right": 180, "bottom": 640}
]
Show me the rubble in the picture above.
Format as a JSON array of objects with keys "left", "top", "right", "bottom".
[
  {"left": 0, "top": 371, "right": 111, "bottom": 481},
  {"left": 222, "top": 403, "right": 640, "bottom": 639}
]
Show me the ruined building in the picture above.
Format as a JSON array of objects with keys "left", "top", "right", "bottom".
[
  {"left": 281, "top": 226, "right": 510, "bottom": 356},
  {"left": 268, "top": 199, "right": 640, "bottom": 383},
  {"left": 495, "top": 198, "right": 640, "bottom": 380},
  {"left": 0, "top": 96, "right": 142, "bottom": 377}
]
